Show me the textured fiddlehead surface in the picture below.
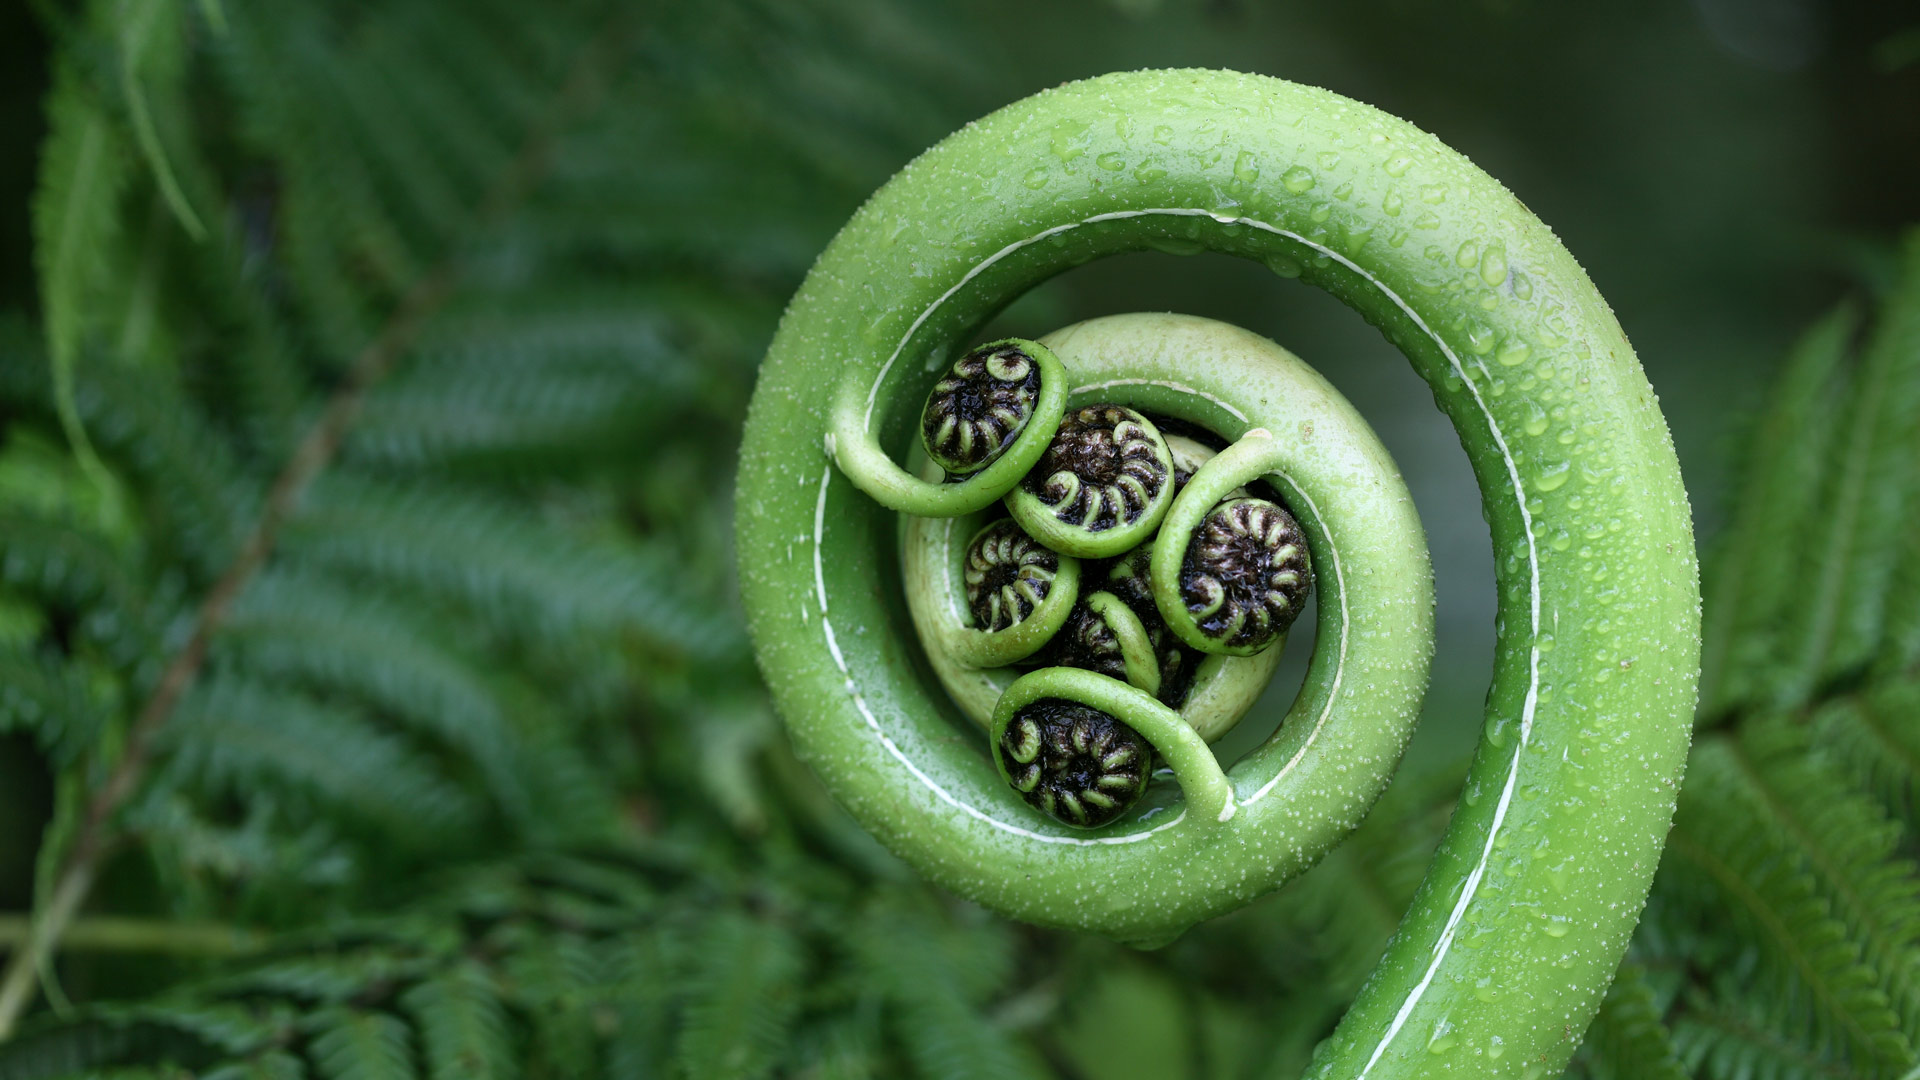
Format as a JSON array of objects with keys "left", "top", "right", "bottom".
[
  {"left": 1176, "top": 495, "right": 1311, "bottom": 654},
  {"left": 964, "top": 519, "right": 1065, "bottom": 633},
  {"left": 923, "top": 340, "right": 1049, "bottom": 476},
  {"left": 1006, "top": 403, "right": 1176, "bottom": 557},
  {"left": 736, "top": 69, "right": 1700, "bottom": 1078}
]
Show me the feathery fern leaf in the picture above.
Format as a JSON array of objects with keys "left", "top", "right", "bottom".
[
  {"left": 401, "top": 964, "right": 516, "bottom": 1080},
  {"left": 675, "top": 912, "right": 804, "bottom": 1080},
  {"left": 1734, "top": 714, "right": 1920, "bottom": 1036},
  {"left": 1813, "top": 680, "right": 1920, "bottom": 830},
  {"left": 848, "top": 895, "right": 1046, "bottom": 1080},
  {"left": 284, "top": 475, "right": 740, "bottom": 661},
  {"left": 1791, "top": 239, "right": 1920, "bottom": 701},
  {"left": 1698, "top": 303, "right": 1853, "bottom": 717},
  {"left": 308, "top": 1009, "right": 414, "bottom": 1080},
  {"left": 157, "top": 677, "right": 483, "bottom": 846},
  {"left": 1663, "top": 735, "right": 1915, "bottom": 1074},
  {"left": 32, "top": 62, "right": 133, "bottom": 491}
]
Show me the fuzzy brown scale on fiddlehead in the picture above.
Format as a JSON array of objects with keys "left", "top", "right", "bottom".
[
  {"left": 962, "top": 519, "right": 1059, "bottom": 631},
  {"left": 997, "top": 697, "right": 1151, "bottom": 828},
  {"left": 921, "top": 342, "right": 1044, "bottom": 476},
  {"left": 1179, "top": 497, "right": 1312, "bottom": 653}
]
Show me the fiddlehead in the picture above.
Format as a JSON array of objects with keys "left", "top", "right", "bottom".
[
  {"left": 1153, "top": 436, "right": 1316, "bottom": 655},
  {"left": 738, "top": 70, "right": 1700, "bottom": 1079},
  {"left": 1006, "top": 403, "right": 1176, "bottom": 557},
  {"left": 921, "top": 339, "right": 1054, "bottom": 476},
  {"left": 992, "top": 667, "right": 1237, "bottom": 829}
]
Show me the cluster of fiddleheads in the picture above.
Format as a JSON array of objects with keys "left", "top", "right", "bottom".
[
  {"left": 738, "top": 69, "right": 1701, "bottom": 1079},
  {"left": 895, "top": 330, "right": 1332, "bottom": 829}
]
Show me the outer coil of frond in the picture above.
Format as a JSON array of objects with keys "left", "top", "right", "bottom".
[{"left": 738, "top": 70, "right": 1699, "bottom": 1078}]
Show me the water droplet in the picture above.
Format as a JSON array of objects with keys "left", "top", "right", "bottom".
[
  {"left": 1480, "top": 241, "right": 1509, "bottom": 287},
  {"left": 1281, "top": 164, "right": 1314, "bottom": 193},
  {"left": 1265, "top": 253, "right": 1304, "bottom": 278},
  {"left": 1133, "top": 163, "right": 1166, "bottom": 183},
  {"left": 1512, "top": 271, "right": 1533, "bottom": 300},
  {"left": 1096, "top": 152, "right": 1125, "bottom": 172},
  {"left": 1023, "top": 168, "right": 1049, "bottom": 190},
  {"left": 1488, "top": 1036, "right": 1506, "bottom": 1061},
  {"left": 1542, "top": 917, "right": 1570, "bottom": 938},
  {"left": 1486, "top": 715, "right": 1511, "bottom": 748},
  {"left": 1421, "top": 183, "right": 1448, "bottom": 204},
  {"left": 1466, "top": 323, "right": 1495, "bottom": 355},
  {"left": 1414, "top": 211, "right": 1441, "bottom": 230},
  {"left": 1534, "top": 460, "right": 1571, "bottom": 492},
  {"left": 1497, "top": 338, "right": 1532, "bottom": 367},
  {"left": 1050, "top": 120, "right": 1090, "bottom": 162},
  {"left": 1153, "top": 125, "right": 1175, "bottom": 145},
  {"left": 1523, "top": 401, "right": 1549, "bottom": 436},
  {"left": 1333, "top": 181, "right": 1353, "bottom": 201},
  {"left": 1233, "top": 150, "right": 1261, "bottom": 184},
  {"left": 1317, "top": 150, "right": 1341, "bottom": 169},
  {"left": 1384, "top": 154, "right": 1412, "bottom": 177},
  {"left": 1382, "top": 190, "right": 1403, "bottom": 216},
  {"left": 1455, "top": 240, "right": 1479, "bottom": 268}
]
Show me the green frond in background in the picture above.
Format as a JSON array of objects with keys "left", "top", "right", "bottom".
[{"left": 0, "top": 0, "right": 1917, "bottom": 1076}]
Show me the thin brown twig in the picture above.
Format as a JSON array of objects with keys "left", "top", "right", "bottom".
[{"left": 0, "top": 28, "right": 615, "bottom": 1038}]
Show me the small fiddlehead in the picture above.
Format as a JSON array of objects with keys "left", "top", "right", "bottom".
[
  {"left": 833, "top": 336, "right": 1070, "bottom": 515},
  {"left": 739, "top": 70, "right": 1700, "bottom": 1079},
  {"left": 1005, "top": 403, "right": 1176, "bottom": 557},
  {"left": 1039, "top": 589, "right": 1165, "bottom": 696},
  {"left": 922, "top": 339, "right": 1051, "bottom": 476},
  {"left": 1153, "top": 430, "right": 1315, "bottom": 656},
  {"left": 992, "top": 667, "right": 1237, "bottom": 829}
]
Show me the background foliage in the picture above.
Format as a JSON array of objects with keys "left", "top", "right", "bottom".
[{"left": 0, "top": 0, "right": 1915, "bottom": 1077}]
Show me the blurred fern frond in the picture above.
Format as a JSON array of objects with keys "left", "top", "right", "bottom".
[{"left": 0, "top": 0, "right": 985, "bottom": 1037}]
